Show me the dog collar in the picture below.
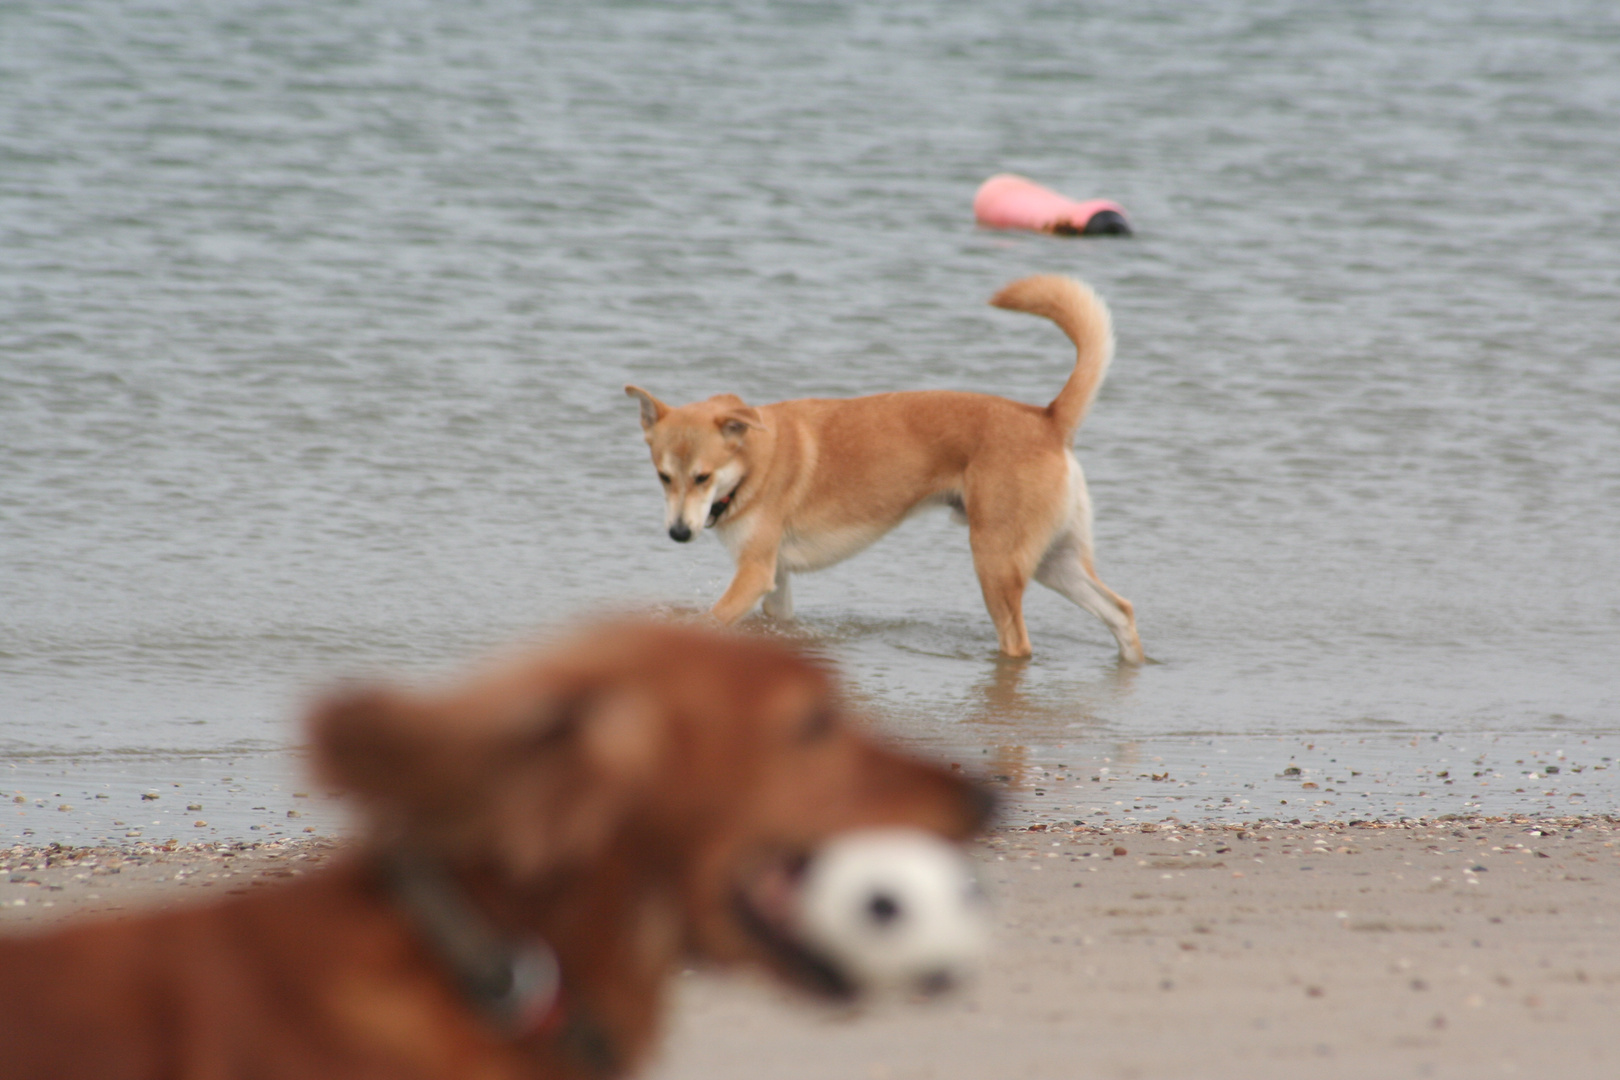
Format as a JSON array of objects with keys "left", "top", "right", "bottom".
[
  {"left": 380, "top": 850, "right": 564, "bottom": 1038},
  {"left": 707, "top": 482, "right": 742, "bottom": 526}
]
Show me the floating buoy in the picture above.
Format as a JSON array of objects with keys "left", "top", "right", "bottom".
[{"left": 973, "top": 174, "right": 1131, "bottom": 237}]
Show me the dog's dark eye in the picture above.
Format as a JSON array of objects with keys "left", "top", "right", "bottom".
[
  {"left": 657, "top": 472, "right": 672, "bottom": 485},
  {"left": 693, "top": 472, "right": 711, "bottom": 485}
]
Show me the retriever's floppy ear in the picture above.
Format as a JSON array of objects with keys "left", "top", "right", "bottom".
[
  {"left": 307, "top": 693, "right": 463, "bottom": 809},
  {"left": 487, "top": 686, "right": 665, "bottom": 877},
  {"left": 308, "top": 685, "right": 485, "bottom": 816},
  {"left": 624, "top": 385, "right": 669, "bottom": 432},
  {"left": 309, "top": 677, "right": 666, "bottom": 877}
]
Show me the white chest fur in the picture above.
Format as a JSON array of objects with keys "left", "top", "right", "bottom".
[
  {"left": 713, "top": 515, "right": 892, "bottom": 574},
  {"left": 775, "top": 521, "right": 894, "bottom": 573}
]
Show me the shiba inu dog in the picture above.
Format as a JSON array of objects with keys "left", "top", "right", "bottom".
[{"left": 626, "top": 275, "right": 1143, "bottom": 663}]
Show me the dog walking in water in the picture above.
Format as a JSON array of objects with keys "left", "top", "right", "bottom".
[{"left": 627, "top": 275, "right": 1144, "bottom": 663}]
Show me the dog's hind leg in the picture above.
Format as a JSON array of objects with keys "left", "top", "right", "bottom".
[
  {"left": 762, "top": 564, "right": 794, "bottom": 620},
  {"left": 971, "top": 549, "right": 1034, "bottom": 658},
  {"left": 1034, "top": 530, "right": 1144, "bottom": 665},
  {"left": 964, "top": 481, "right": 1059, "bottom": 660},
  {"left": 1028, "top": 454, "right": 1143, "bottom": 664}
]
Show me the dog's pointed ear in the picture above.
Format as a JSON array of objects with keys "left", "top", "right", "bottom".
[
  {"left": 715, "top": 402, "right": 764, "bottom": 440},
  {"left": 625, "top": 385, "right": 669, "bottom": 431}
]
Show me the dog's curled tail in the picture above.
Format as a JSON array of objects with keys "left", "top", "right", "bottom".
[{"left": 989, "top": 275, "right": 1115, "bottom": 440}]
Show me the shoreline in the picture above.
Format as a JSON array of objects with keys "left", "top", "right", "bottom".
[
  {"left": 12, "top": 729, "right": 1614, "bottom": 849},
  {"left": 6, "top": 809, "right": 1613, "bottom": 871},
  {"left": 6, "top": 816, "right": 1618, "bottom": 1078}
]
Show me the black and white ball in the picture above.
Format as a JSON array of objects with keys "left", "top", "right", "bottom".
[{"left": 798, "top": 829, "right": 989, "bottom": 995}]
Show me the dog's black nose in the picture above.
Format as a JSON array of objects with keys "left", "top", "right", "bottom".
[{"left": 668, "top": 522, "right": 693, "bottom": 543}]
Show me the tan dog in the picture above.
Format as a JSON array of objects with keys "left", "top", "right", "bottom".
[
  {"left": 626, "top": 274, "right": 1144, "bottom": 663},
  {"left": 0, "top": 621, "right": 989, "bottom": 1080}
]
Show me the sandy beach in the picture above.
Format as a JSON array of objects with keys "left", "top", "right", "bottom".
[{"left": 6, "top": 816, "right": 1617, "bottom": 1079}]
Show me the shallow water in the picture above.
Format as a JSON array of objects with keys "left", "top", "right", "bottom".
[{"left": 4, "top": 1, "right": 1619, "bottom": 843}]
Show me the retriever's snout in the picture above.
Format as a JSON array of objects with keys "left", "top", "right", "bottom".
[{"left": 669, "top": 522, "right": 693, "bottom": 542}]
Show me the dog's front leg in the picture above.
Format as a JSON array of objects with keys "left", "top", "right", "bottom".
[
  {"left": 711, "top": 535, "right": 783, "bottom": 625},
  {"left": 761, "top": 563, "right": 794, "bottom": 620}
]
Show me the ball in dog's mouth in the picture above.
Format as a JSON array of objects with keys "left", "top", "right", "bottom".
[
  {"left": 732, "top": 851, "right": 855, "bottom": 998},
  {"left": 733, "top": 830, "right": 989, "bottom": 1000}
]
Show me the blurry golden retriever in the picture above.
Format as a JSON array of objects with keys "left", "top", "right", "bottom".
[{"left": 0, "top": 620, "right": 989, "bottom": 1079}]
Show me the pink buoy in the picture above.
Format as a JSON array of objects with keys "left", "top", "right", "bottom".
[{"left": 973, "top": 174, "right": 1131, "bottom": 236}]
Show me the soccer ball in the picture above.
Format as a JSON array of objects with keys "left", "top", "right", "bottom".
[{"left": 799, "top": 828, "right": 990, "bottom": 995}]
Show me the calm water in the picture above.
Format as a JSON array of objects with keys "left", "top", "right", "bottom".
[{"left": 4, "top": 1, "right": 1619, "bottom": 843}]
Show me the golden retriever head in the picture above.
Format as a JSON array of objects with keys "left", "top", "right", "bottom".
[{"left": 310, "top": 619, "right": 990, "bottom": 995}]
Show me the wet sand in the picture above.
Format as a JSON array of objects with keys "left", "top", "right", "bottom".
[{"left": 5, "top": 818, "right": 1618, "bottom": 1079}]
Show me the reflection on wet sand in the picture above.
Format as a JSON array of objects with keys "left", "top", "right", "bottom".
[{"left": 961, "top": 654, "right": 1146, "bottom": 799}]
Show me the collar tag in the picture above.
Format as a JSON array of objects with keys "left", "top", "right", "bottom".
[{"left": 498, "top": 940, "right": 563, "bottom": 1035}]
